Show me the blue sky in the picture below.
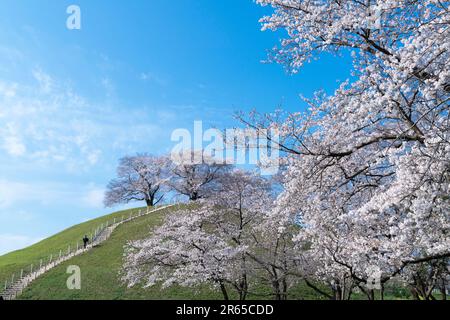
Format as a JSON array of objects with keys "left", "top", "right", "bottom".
[{"left": 0, "top": 0, "right": 352, "bottom": 255}]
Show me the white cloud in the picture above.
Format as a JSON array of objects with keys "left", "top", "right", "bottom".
[
  {"left": 0, "top": 81, "right": 17, "bottom": 98},
  {"left": 0, "top": 180, "right": 64, "bottom": 209},
  {"left": 101, "top": 77, "right": 115, "bottom": 98},
  {"left": 156, "top": 110, "right": 177, "bottom": 122},
  {"left": 82, "top": 185, "right": 105, "bottom": 209},
  {"left": 0, "top": 180, "right": 107, "bottom": 210},
  {"left": 87, "top": 149, "right": 102, "bottom": 165},
  {"left": 0, "top": 68, "right": 164, "bottom": 171},
  {"left": 140, "top": 72, "right": 168, "bottom": 86},
  {"left": 0, "top": 234, "right": 44, "bottom": 256},
  {"left": 3, "top": 135, "right": 26, "bottom": 156},
  {"left": 0, "top": 181, "right": 29, "bottom": 209},
  {"left": 1, "top": 122, "right": 26, "bottom": 156},
  {"left": 0, "top": 46, "right": 25, "bottom": 71},
  {"left": 32, "top": 68, "right": 53, "bottom": 93}
]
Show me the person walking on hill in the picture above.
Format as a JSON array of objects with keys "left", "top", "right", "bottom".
[{"left": 82, "top": 235, "right": 90, "bottom": 249}]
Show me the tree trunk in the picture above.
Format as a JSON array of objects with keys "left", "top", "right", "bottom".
[
  {"left": 219, "top": 282, "right": 229, "bottom": 301},
  {"left": 440, "top": 286, "right": 447, "bottom": 300},
  {"left": 304, "top": 279, "right": 334, "bottom": 300},
  {"left": 239, "top": 274, "right": 248, "bottom": 301},
  {"left": 439, "top": 279, "right": 447, "bottom": 300},
  {"left": 333, "top": 283, "right": 343, "bottom": 300},
  {"left": 410, "top": 287, "right": 421, "bottom": 300},
  {"left": 281, "top": 276, "right": 288, "bottom": 300},
  {"left": 270, "top": 267, "right": 284, "bottom": 301},
  {"left": 145, "top": 198, "right": 154, "bottom": 207},
  {"left": 272, "top": 280, "right": 282, "bottom": 300},
  {"left": 189, "top": 192, "right": 200, "bottom": 201},
  {"left": 367, "top": 289, "right": 375, "bottom": 300}
]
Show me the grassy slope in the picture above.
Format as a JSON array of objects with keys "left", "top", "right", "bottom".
[
  {"left": 18, "top": 205, "right": 223, "bottom": 300},
  {"left": 1, "top": 205, "right": 412, "bottom": 300},
  {"left": 0, "top": 207, "right": 147, "bottom": 288},
  {"left": 17, "top": 205, "right": 322, "bottom": 300}
]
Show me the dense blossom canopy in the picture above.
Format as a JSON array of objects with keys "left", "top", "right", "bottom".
[
  {"left": 122, "top": 1, "right": 449, "bottom": 300},
  {"left": 255, "top": 0, "right": 449, "bottom": 294}
]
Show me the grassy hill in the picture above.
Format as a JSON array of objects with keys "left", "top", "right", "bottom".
[
  {"left": 18, "top": 205, "right": 225, "bottom": 300},
  {"left": 0, "top": 205, "right": 323, "bottom": 300},
  {"left": 4, "top": 206, "right": 414, "bottom": 300},
  {"left": 0, "top": 204, "right": 415, "bottom": 300},
  {"left": 0, "top": 207, "right": 148, "bottom": 289}
]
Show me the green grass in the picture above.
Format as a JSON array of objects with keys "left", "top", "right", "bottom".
[
  {"left": 2, "top": 204, "right": 409, "bottom": 300},
  {"left": 18, "top": 205, "right": 225, "bottom": 300},
  {"left": 0, "top": 206, "right": 147, "bottom": 289}
]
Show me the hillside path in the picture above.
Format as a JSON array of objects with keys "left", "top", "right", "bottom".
[{"left": 0, "top": 205, "right": 174, "bottom": 300}]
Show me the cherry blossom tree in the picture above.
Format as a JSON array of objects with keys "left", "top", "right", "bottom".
[
  {"left": 210, "top": 169, "right": 300, "bottom": 300},
  {"left": 169, "top": 151, "right": 232, "bottom": 201},
  {"left": 122, "top": 0, "right": 449, "bottom": 300},
  {"left": 104, "top": 154, "right": 171, "bottom": 208},
  {"left": 237, "top": 0, "right": 450, "bottom": 299},
  {"left": 122, "top": 169, "right": 300, "bottom": 300},
  {"left": 402, "top": 259, "right": 450, "bottom": 300}
]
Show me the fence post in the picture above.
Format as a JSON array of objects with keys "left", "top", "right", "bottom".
[
  {"left": 11, "top": 274, "right": 14, "bottom": 284},
  {"left": 30, "top": 264, "right": 33, "bottom": 274},
  {"left": 4, "top": 280, "right": 7, "bottom": 290},
  {"left": 77, "top": 242, "right": 79, "bottom": 252},
  {"left": 59, "top": 249, "right": 62, "bottom": 259},
  {"left": 68, "top": 245, "right": 71, "bottom": 255},
  {"left": 39, "top": 259, "right": 43, "bottom": 270},
  {"left": 113, "top": 218, "right": 116, "bottom": 224},
  {"left": 20, "top": 269, "right": 24, "bottom": 279}
]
